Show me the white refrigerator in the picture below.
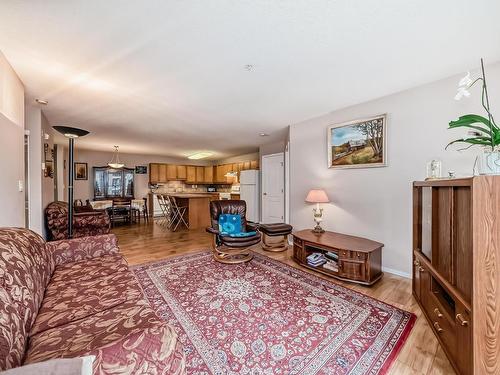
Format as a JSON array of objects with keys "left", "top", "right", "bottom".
[{"left": 239, "top": 170, "right": 260, "bottom": 223}]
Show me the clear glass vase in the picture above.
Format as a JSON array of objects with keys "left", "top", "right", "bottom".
[{"left": 477, "top": 148, "right": 500, "bottom": 175}]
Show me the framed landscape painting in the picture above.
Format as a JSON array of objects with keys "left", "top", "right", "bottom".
[{"left": 327, "top": 114, "right": 387, "bottom": 169}]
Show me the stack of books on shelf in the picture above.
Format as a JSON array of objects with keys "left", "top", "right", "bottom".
[
  {"left": 323, "top": 251, "right": 339, "bottom": 272},
  {"left": 306, "top": 253, "right": 326, "bottom": 267}
]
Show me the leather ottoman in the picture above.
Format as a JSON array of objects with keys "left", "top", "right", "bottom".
[{"left": 259, "top": 223, "right": 293, "bottom": 252}]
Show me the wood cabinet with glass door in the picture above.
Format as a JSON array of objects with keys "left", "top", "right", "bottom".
[{"left": 412, "top": 177, "right": 500, "bottom": 375}]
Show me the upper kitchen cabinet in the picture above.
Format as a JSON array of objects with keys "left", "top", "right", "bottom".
[
  {"left": 196, "top": 166, "right": 204, "bottom": 183},
  {"left": 150, "top": 163, "right": 160, "bottom": 183},
  {"left": 204, "top": 166, "right": 214, "bottom": 183},
  {"left": 149, "top": 159, "right": 259, "bottom": 184},
  {"left": 166, "top": 164, "right": 177, "bottom": 180},
  {"left": 186, "top": 166, "right": 196, "bottom": 184},
  {"left": 177, "top": 165, "right": 187, "bottom": 180}
]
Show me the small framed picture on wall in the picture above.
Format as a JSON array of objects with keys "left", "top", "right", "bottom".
[
  {"left": 135, "top": 165, "right": 147, "bottom": 174},
  {"left": 75, "top": 162, "right": 88, "bottom": 180}
]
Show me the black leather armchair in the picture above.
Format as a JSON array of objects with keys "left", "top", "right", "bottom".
[{"left": 206, "top": 200, "right": 261, "bottom": 263}]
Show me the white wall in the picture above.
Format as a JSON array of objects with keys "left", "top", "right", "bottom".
[
  {"left": 0, "top": 51, "right": 24, "bottom": 228},
  {"left": 71, "top": 148, "right": 210, "bottom": 201},
  {"left": 290, "top": 62, "right": 500, "bottom": 277}
]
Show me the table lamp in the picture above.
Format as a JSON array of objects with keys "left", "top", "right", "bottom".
[{"left": 305, "top": 189, "right": 330, "bottom": 233}]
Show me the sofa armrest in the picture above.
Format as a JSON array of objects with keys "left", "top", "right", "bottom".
[
  {"left": 73, "top": 211, "right": 110, "bottom": 229},
  {"left": 90, "top": 324, "right": 185, "bottom": 375},
  {"left": 46, "top": 234, "right": 119, "bottom": 266}
]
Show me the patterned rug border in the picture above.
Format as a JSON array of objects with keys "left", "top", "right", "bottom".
[{"left": 132, "top": 250, "right": 417, "bottom": 374}]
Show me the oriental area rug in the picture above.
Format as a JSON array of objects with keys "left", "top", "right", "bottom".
[{"left": 133, "top": 252, "right": 415, "bottom": 374}]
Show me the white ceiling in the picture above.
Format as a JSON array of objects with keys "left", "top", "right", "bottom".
[{"left": 0, "top": 0, "right": 499, "bottom": 159}]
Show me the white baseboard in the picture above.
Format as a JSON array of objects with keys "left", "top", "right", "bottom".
[{"left": 382, "top": 266, "right": 411, "bottom": 279}]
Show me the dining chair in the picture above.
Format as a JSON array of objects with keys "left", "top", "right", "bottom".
[{"left": 110, "top": 198, "right": 132, "bottom": 227}]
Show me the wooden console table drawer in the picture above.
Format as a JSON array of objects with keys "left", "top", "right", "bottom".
[{"left": 292, "top": 230, "right": 383, "bottom": 286}]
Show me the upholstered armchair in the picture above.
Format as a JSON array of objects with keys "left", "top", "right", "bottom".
[
  {"left": 45, "top": 201, "right": 111, "bottom": 241},
  {"left": 206, "top": 200, "right": 261, "bottom": 263}
]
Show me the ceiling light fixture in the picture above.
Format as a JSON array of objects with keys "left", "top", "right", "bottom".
[
  {"left": 35, "top": 99, "right": 48, "bottom": 105},
  {"left": 108, "top": 146, "right": 125, "bottom": 169},
  {"left": 244, "top": 64, "right": 254, "bottom": 71},
  {"left": 259, "top": 133, "right": 269, "bottom": 137},
  {"left": 188, "top": 152, "right": 214, "bottom": 160}
]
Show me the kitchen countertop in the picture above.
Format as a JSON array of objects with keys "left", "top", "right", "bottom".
[{"left": 165, "top": 193, "right": 215, "bottom": 199}]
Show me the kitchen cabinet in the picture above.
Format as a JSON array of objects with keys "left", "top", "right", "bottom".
[
  {"left": 215, "top": 165, "right": 225, "bottom": 183},
  {"left": 158, "top": 164, "right": 167, "bottom": 182},
  {"left": 204, "top": 166, "right": 214, "bottom": 183},
  {"left": 177, "top": 165, "right": 187, "bottom": 180},
  {"left": 196, "top": 166, "right": 204, "bottom": 183},
  {"left": 149, "top": 163, "right": 159, "bottom": 183},
  {"left": 186, "top": 166, "right": 196, "bottom": 184},
  {"left": 167, "top": 164, "right": 177, "bottom": 180},
  {"left": 150, "top": 160, "right": 258, "bottom": 184}
]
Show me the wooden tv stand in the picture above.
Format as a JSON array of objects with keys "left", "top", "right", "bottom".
[{"left": 292, "top": 229, "right": 384, "bottom": 285}]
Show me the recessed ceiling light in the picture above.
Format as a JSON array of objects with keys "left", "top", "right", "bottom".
[
  {"left": 259, "top": 133, "right": 269, "bottom": 137},
  {"left": 35, "top": 99, "right": 48, "bottom": 105},
  {"left": 188, "top": 152, "right": 214, "bottom": 160}
]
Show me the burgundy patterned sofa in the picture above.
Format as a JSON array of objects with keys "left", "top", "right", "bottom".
[
  {"left": 45, "top": 201, "right": 111, "bottom": 241},
  {"left": 0, "top": 227, "right": 186, "bottom": 374}
]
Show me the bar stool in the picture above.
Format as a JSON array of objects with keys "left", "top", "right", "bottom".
[
  {"left": 168, "top": 196, "right": 188, "bottom": 231},
  {"left": 157, "top": 195, "right": 172, "bottom": 228}
]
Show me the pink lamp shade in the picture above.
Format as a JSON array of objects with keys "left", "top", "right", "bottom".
[{"left": 305, "top": 189, "right": 330, "bottom": 203}]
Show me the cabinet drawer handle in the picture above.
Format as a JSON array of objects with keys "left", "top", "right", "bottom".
[
  {"left": 434, "top": 308, "right": 443, "bottom": 318},
  {"left": 419, "top": 266, "right": 425, "bottom": 272},
  {"left": 414, "top": 259, "right": 420, "bottom": 266},
  {"left": 433, "top": 322, "right": 444, "bottom": 333},
  {"left": 456, "top": 314, "right": 469, "bottom": 326}
]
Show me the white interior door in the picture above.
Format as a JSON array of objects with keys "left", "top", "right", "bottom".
[{"left": 261, "top": 153, "right": 284, "bottom": 223}]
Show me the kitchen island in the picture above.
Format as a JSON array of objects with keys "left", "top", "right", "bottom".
[{"left": 165, "top": 193, "right": 217, "bottom": 229}]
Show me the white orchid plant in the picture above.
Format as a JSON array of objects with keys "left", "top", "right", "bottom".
[{"left": 447, "top": 58, "right": 499, "bottom": 151}]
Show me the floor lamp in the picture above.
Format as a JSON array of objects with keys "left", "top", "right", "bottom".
[{"left": 53, "top": 126, "right": 89, "bottom": 238}]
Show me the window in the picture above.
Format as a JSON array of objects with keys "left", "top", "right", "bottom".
[{"left": 93, "top": 167, "right": 134, "bottom": 199}]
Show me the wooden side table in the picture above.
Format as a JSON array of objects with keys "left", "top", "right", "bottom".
[{"left": 292, "top": 229, "right": 384, "bottom": 285}]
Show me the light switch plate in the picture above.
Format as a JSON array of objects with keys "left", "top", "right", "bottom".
[{"left": 18, "top": 180, "right": 24, "bottom": 192}]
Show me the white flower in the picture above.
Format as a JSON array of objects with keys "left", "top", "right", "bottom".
[
  {"left": 458, "top": 71, "right": 473, "bottom": 87},
  {"left": 455, "top": 86, "right": 471, "bottom": 101}
]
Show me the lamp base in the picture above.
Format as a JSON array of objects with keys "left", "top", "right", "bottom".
[{"left": 312, "top": 224, "right": 325, "bottom": 234}]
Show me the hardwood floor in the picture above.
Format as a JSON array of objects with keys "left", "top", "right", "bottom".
[{"left": 112, "top": 221, "right": 456, "bottom": 374}]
